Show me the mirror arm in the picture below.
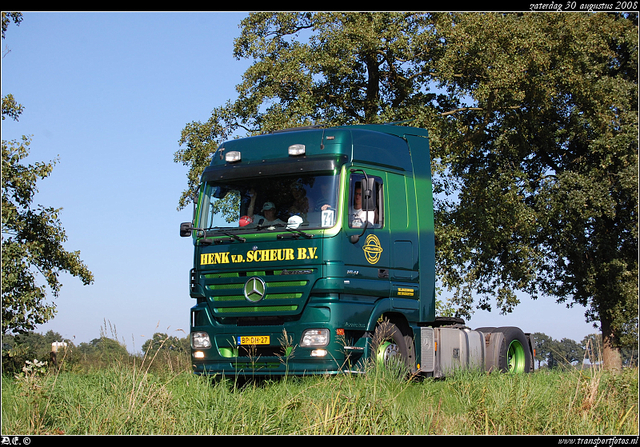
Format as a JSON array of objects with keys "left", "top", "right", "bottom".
[{"left": 349, "top": 169, "right": 371, "bottom": 244}]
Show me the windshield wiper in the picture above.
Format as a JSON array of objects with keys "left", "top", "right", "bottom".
[
  {"left": 198, "top": 227, "right": 246, "bottom": 244},
  {"left": 266, "top": 223, "right": 313, "bottom": 239},
  {"left": 220, "top": 231, "right": 246, "bottom": 243}
]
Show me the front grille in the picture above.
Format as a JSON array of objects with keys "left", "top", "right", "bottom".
[
  {"left": 201, "top": 269, "right": 316, "bottom": 318},
  {"left": 237, "top": 316, "right": 285, "bottom": 326}
]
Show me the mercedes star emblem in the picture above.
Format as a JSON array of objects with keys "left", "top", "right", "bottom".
[{"left": 244, "top": 277, "right": 266, "bottom": 303}]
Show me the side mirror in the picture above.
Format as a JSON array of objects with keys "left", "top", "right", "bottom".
[
  {"left": 362, "top": 177, "right": 376, "bottom": 211},
  {"left": 180, "top": 222, "right": 193, "bottom": 237},
  {"left": 348, "top": 171, "right": 377, "bottom": 244}
]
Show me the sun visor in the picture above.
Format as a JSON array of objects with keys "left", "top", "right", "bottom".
[{"left": 201, "top": 156, "right": 346, "bottom": 182}]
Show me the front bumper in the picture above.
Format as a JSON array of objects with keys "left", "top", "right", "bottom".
[{"left": 190, "top": 300, "right": 371, "bottom": 376}]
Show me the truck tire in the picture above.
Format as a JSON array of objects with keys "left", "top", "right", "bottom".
[
  {"left": 371, "top": 320, "right": 412, "bottom": 372},
  {"left": 494, "top": 327, "right": 532, "bottom": 373}
]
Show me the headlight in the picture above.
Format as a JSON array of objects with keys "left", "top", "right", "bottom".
[
  {"left": 191, "top": 331, "right": 212, "bottom": 349},
  {"left": 300, "top": 329, "right": 329, "bottom": 347}
]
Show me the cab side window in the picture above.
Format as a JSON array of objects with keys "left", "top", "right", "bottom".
[{"left": 348, "top": 174, "right": 383, "bottom": 229}]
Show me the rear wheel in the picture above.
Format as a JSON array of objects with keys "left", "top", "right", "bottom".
[{"left": 495, "top": 327, "right": 531, "bottom": 373}]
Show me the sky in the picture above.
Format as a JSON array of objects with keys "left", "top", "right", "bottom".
[{"left": 2, "top": 11, "right": 597, "bottom": 353}]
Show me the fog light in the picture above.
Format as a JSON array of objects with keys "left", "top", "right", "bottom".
[
  {"left": 300, "top": 329, "right": 329, "bottom": 347},
  {"left": 311, "top": 349, "right": 328, "bottom": 357},
  {"left": 193, "top": 351, "right": 205, "bottom": 359}
]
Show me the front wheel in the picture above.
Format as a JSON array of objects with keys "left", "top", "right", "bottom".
[
  {"left": 370, "top": 319, "right": 414, "bottom": 373},
  {"left": 370, "top": 319, "right": 415, "bottom": 375}
]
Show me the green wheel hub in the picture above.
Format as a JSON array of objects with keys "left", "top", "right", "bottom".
[
  {"left": 507, "top": 339, "right": 526, "bottom": 373},
  {"left": 376, "top": 341, "right": 400, "bottom": 364}
]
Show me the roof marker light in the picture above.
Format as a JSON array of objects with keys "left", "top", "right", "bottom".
[
  {"left": 288, "top": 144, "right": 306, "bottom": 156},
  {"left": 225, "top": 151, "right": 242, "bottom": 163}
]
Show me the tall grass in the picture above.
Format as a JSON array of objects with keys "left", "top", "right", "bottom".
[{"left": 2, "top": 351, "right": 637, "bottom": 435}]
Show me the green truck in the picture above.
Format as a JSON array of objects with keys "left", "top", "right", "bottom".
[{"left": 180, "top": 124, "right": 534, "bottom": 377}]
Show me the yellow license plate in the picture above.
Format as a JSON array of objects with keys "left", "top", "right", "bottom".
[{"left": 237, "top": 336, "right": 270, "bottom": 345}]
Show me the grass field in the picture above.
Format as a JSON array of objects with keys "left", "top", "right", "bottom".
[{"left": 2, "top": 355, "right": 637, "bottom": 436}]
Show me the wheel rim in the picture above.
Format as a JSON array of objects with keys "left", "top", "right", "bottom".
[
  {"left": 376, "top": 341, "right": 400, "bottom": 365},
  {"left": 507, "top": 340, "right": 526, "bottom": 373}
]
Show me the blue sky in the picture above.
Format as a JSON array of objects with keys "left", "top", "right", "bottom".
[{"left": 2, "top": 12, "right": 596, "bottom": 352}]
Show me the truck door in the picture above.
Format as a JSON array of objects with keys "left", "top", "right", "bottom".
[{"left": 343, "top": 170, "right": 390, "bottom": 298}]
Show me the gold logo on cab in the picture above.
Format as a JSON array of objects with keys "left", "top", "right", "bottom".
[{"left": 362, "top": 234, "right": 383, "bottom": 264}]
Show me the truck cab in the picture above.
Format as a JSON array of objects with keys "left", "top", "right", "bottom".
[{"left": 181, "top": 124, "right": 533, "bottom": 377}]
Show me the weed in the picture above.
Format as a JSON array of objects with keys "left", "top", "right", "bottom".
[{"left": 2, "top": 351, "right": 637, "bottom": 435}]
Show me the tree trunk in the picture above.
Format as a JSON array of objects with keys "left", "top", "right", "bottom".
[
  {"left": 363, "top": 52, "right": 380, "bottom": 123},
  {"left": 601, "top": 317, "right": 622, "bottom": 371}
]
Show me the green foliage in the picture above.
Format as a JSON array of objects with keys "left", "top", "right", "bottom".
[
  {"left": 2, "top": 330, "right": 72, "bottom": 374},
  {"left": 140, "top": 332, "right": 191, "bottom": 373},
  {"left": 141, "top": 332, "right": 189, "bottom": 356},
  {"left": 430, "top": 13, "right": 637, "bottom": 369},
  {"left": 175, "top": 12, "right": 637, "bottom": 368},
  {"left": 533, "top": 332, "right": 586, "bottom": 369},
  {"left": 76, "top": 337, "right": 129, "bottom": 363},
  {"left": 1, "top": 94, "right": 23, "bottom": 121},
  {"left": 174, "top": 12, "right": 440, "bottom": 209},
  {"left": 1, "top": 12, "right": 22, "bottom": 40},
  {"left": 2, "top": 135, "right": 94, "bottom": 336},
  {"left": 2, "top": 325, "right": 194, "bottom": 376}
]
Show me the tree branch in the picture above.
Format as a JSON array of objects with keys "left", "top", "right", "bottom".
[{"left": 440, "top": 105, "right": 522, "bottom": 117}]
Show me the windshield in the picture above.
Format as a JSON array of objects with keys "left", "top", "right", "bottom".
[{"left": 197, "top": 173, "right": 339, "bottom": 233}]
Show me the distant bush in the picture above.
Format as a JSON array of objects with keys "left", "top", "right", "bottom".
[
  {"left": 2, "top": 330, "right": 72, "bottom": 374},
  {"left": 2, "top": 328, "right": 192, "bottom": 376},
  {"left": 140, "top": 332, "right": 191, "bottom": 374}
]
